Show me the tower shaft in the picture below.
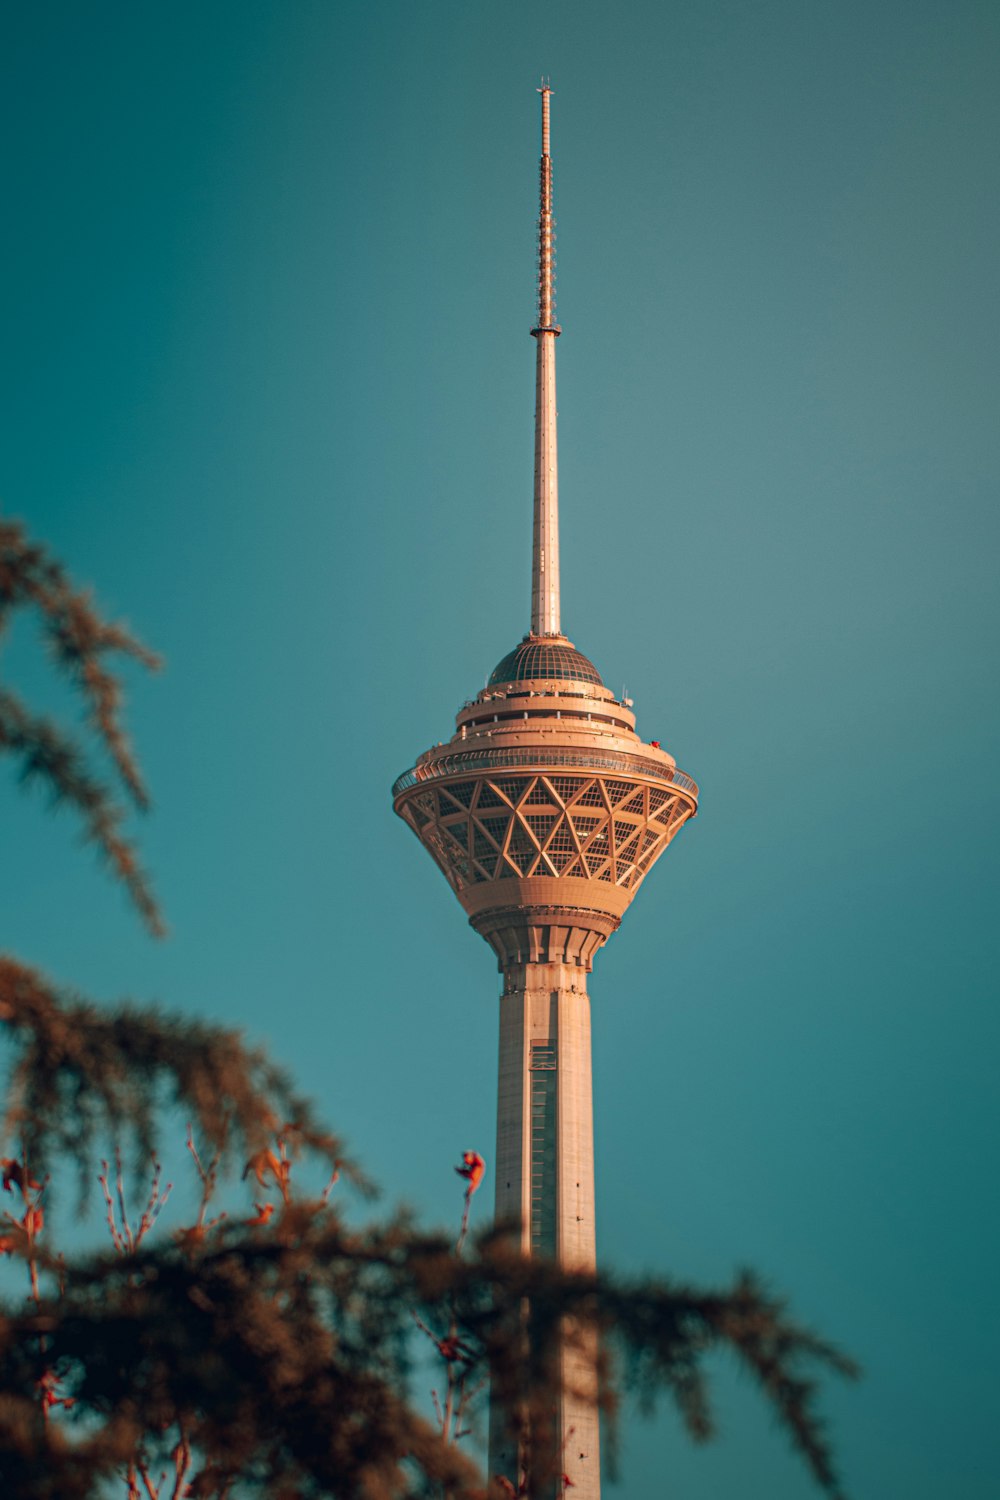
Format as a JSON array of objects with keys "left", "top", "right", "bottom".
[{"left": 490, "top": 962, "right": 600, "bottom": 1499}]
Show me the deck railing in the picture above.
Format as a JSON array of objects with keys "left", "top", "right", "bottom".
[{"left": 392, "top": 747, "right": 699, "bottom": 801}]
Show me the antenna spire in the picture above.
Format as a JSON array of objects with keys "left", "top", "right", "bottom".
[{"left": 530, "top": 82, "right": 561, "bottom": 637}]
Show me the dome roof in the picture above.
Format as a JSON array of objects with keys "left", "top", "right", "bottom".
[{"left": 488, "top": 637, "right": 605, "bottom": 689}]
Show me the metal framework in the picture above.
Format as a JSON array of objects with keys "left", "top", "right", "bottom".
[{"left": 398, "top": 772, "right": 693, "bottom": 890}]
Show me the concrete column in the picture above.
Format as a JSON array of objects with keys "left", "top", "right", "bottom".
[
  {"left": 489, "top": 962, "right": 600, "bottom": 1500},
  {"left": 531, "top": 331, "right": 561, "bottom": 637}
]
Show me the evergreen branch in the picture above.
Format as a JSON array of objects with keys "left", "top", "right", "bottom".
[
  {"left": 0, "top": 957, "right": 368, "bottom": 1201},
  {"left": 0, "top": 1214, "right": 855, "bottom": 1500},
  {"left": 0, "top": 519, "right": 159, "bottom": 805},
  {"left": 401, "top": 1227, "right": 859, "bottom": 1499},
  {"left": 0, "top": 688, "right": 162, "bottom": 935},
  {"left": 0, "top": 518, "right": 161, "bottom": 926}
]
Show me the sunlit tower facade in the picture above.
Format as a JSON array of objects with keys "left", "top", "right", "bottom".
[{"left": 392, "top": 89, "right": 698, "bottom": 1498}]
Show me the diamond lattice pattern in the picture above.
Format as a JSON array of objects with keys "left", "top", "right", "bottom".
[{"left": 402, "top": 774, "right": 693, "bottom": 893}]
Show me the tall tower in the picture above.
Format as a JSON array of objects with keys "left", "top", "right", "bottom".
[{"left": 392, "top": 87, "right": 698, "bottom": 1498}]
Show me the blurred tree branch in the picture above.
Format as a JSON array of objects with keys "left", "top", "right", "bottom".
[{"left": 0, "top": 519, "right": 161, "bottom": 933}]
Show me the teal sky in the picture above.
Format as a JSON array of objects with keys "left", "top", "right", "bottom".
[{"left": 2, "top": 3, "right": 998, "bottom": 1495}]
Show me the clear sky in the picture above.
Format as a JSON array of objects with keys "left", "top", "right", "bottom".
[{"left": 2, "top": 2, "right": 998, "bottom": 1495}]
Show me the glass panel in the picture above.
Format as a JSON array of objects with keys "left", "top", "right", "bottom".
[
  {"left": 570, "top": 813, "right": 603, "bottom": 835},
  {"left": 581, "top": 829, "right": 610, "bottom": 875},
  {"left": 524, "top": 813, "right": 558, "bottom": 843},
  {"left": 615, "top": 830, "right": 641, "bottom": 861},
  {"left": 529, "top": 1043, "right": 557, "bottom": 1257},
  {"left": 612, "top": 819, "right": 641, "bottom": 852},
  {"left": 494, "top": 779, "right": 527, "bottom": 805},
  {"left": 472, "top": 829, "right": 498, "bottom": 869},
  {"left": 476, "top": 784, "right": 507, "bottom": 809},
  {"left": 548, "top": 777, "right": 585, "bottom": 806},
  {"left": 478, "top": 816, "right": 510, "bottom": 847},
  {"left": 489, "top": 641, "right": 604, "bottom": 688},
  {"left": 506, "top": 825, "right": 539, "bottom": 874},
  {"left": 545, "top": 827, "right": 576, "bottom": 855}
]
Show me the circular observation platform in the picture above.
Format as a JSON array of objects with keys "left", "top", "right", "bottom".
[{"left": 392, "top": 633, "right": 699, "bottom": 970}]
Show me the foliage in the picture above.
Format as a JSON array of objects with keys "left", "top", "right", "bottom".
[
  {"left": 0, "top": 956, "right": 359, "bottom": 1202},
  {"left": 0, "top": 524, "right": 858, "bottom": 1498},
  {"left": 0, "top": 518, "right": 161, "bottom": 934}
]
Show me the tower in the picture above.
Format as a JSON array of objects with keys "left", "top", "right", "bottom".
[{"left": 392, "top": 87, "right": 698, "bottom": 1498}]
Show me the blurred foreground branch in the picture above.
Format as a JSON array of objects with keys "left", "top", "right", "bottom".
[{"left": 0, "top": 518, "right": 161, "bottom": 932}]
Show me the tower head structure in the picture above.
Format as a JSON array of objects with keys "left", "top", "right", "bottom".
[
  {"left": 391, "top": 87, "right": 698, "bottom": 1498},
  {"left": 392, "top": 84, "right": 698, "bottom": 978}
]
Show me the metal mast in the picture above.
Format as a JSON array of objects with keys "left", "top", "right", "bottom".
[{"left": 531, "top": 85, "right": 561, "bottom": 638}]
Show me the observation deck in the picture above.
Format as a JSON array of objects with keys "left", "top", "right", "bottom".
[{"left": 393, "top": 633, "right": 698, "bottom": 967}]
